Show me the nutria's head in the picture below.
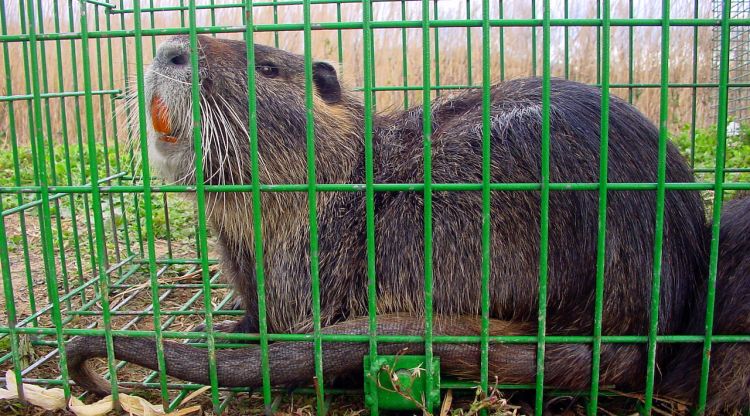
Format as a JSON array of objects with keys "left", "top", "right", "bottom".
[{"left": 144, "top": 35, "right": 362, "bottom": 186}]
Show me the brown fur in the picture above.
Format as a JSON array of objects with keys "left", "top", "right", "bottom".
[
  {"left": 659, "top": 195, "right": 750, "bottom": 414},
  {"left": 67, "top": 36, "right": 726, "bottom": 412}
]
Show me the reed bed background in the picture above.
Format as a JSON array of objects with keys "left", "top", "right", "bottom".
[{"left": 0, "top": 0, "right": 718, "bottom": 152}]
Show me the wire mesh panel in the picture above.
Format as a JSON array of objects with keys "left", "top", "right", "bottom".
[
  {"left": 712, "top": 0, "right": 750, "bottom": 124},
  {"left": 0, "top": 1, "right": 748, "bottom": 415}
]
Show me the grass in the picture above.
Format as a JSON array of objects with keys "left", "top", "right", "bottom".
[
  {"left": 0, "top": 140, "right": 198, "bottom": 335},
  {"left": 671, "top": 122, "right": 750, "bottom": 183},
  {"left": 0, "top": 141, "right": 197, "bottom": 256},
  {"left": 671, "top": 121, "right": 750, "bottom": 205}
]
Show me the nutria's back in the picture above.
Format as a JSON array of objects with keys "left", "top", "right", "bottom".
[{"left": 350, "top": 77, "right": 707, "bottom": 335}]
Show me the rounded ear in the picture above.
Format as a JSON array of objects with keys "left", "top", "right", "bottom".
[{"left": 312, "top": 61, "right": 342, "bottom": 104}]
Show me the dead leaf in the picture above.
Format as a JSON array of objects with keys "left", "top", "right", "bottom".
[
  {"left": 439, "top": 389, "right": 453, "bottom": 416},
  {"left": 175, "top": 385, "right": 210, "bottom": 408},
  {"left": 0, "top": 370, "right": 67, "bottom": 410},
  {"left": 0, "top": 370, "right": 202, "bottom": 416},
  {"left": 69, "top": 395, "right": 115, "bottom": 416}
]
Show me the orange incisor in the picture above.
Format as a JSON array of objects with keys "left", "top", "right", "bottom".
[{"left": 151, "top": 95, "right": 177, "bottom": 143}]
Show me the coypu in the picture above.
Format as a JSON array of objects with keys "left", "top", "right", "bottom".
[
  {"left": 659, "top": 195, "right": 750, "bottom": 414},
  {"left": 67, "top": 35, "right": 710, "bottom": 406}
]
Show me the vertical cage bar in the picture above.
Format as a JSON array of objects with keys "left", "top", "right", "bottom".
[
  {"left": 335, "top": 0, "right": 343, "bottom": 66},
  {"left": 534, "top": 0, "right": 552, "bottom": 413},
  {"left": 498, "top": 0, "right": 504, "bottom": 81},
  {"left": 35, "top": 0, "right": 74, "bottom": 315},
  {"left": 368, "top": 2, "right": 377, "bottom": 110},
  {"left": 26, "top": 0, "right": 71, "bottom": 398},
  {"left": 433, "top": 1, "right": 440, "bottom": 97},
  {"left": 696, "top": 0, "right": 731, "bottom": 412},
  {"left": 466, "top": 0, "right": 473, "bottom": 86},
  {"left": 19, "top": 11, "right": 41, "bottom": 313},
  {"left": 93, "top": 6, "right": 119, "bottom": 271},
  {"left": 301, "top": 0, "right": 326, "bottom": 413},
  {"left": 690, "top": 0, "right": 700, "bottom": 168},
  {"left": 273, "top": 0, "right": 280, "bottom": 47},
  {"left": 243, "top": 2, "right": 273, "bottom": 411},
  {"left": 596, "top": 0, "right": 601, "bottom": 84},
  {"left": 17, "top": 0, "right": 39, "bottom": 192},
  {"left": 401, "top": 0, "right": 409, "bottom": 109},
  {"left": 628, "top": 0, "right": 634, "bottom": 104},
  {"left": 130, "top": 0, "right": 171, "bottom": 406},
  {"left": 0, "top": 3, "right": 26, "bottom": 388},
  {"left": 118, "top": 0, "right": 145, "bottom": 260},
  {"left": 209, "top": 0, "right": 216, "bottom": 34},
  {"left": 187, "top": 0, "right": 222, "bottom": 410},
  {"left": 421, "top": 0, "right": 435, "bottom": 410},
  {"left": 0, "top": 195, "right": 24, "bottom": 400},
  {"left": 78, "top": 0, "right": 118, "bottom": 403},
  {"left": 588, "top": 0, "right": 611, "bottom": 413},
  {"left": 531, "top": 0, "right": 537, "bottom": 77},
  {"left": 147, "top": 0, "right": 175, "bottom": 262},
  {"left": 105, "top": 0, "right": 133, "bottom": 262},
  {"left": 180, "top": 0, "right": 186, "bottom": 29},
  {"left": 148, "top": 0, "right": 156, "bottom": 56},
  {"left": 563, "top": 0, "right": 569, "bottom": 80},
  {"left": 642, "top": 0, "right": 671, "bottom": 412},
  {"left": 52, "top": 0, "right": 87, "bottom": 300},
  {"left": 480, "top": 0, "right": 491, "bottom": 410},
  {"left": 0, "top": 0, "right": 37, "bottom": 327},
  {"left": 362, "top": 0, "right": 379, "bottom": 414},
  {"left": 71, "top": 0, "right": 98, "bottom": 279}
]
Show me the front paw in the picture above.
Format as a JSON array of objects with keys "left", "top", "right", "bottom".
[
  {"left": 187, "top": 320, "right": 240, "bottom": 344},
  {"left": 190, "top": 320, "right": 239, "bottom": 333}
]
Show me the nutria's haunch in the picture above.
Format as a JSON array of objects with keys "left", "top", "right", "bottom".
[
  {"left": 658, "top": 195, "right": 750, "bottom": 414},
  {"left": 68, "top": 35, "right": 722, "bottom": 410}
]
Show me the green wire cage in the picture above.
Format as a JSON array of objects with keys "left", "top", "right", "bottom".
[
  {"left": 713, "top": 0, "right": 750, "bottom": 124},
  {"left": 0, "top": 0, "right": 749, "bottom": 415}
]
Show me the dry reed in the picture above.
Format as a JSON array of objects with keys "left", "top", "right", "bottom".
[{"left": 0, "top": 0, "right": 716, "bottom": 151}]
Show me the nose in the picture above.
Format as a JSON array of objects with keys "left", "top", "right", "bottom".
[{"left": 156, "top": 39, "right": 190, "bottom": 68}]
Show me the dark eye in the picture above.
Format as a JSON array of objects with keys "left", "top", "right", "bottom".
[{"left": 257, "top": 64, "right": 279, "bottom": 78}]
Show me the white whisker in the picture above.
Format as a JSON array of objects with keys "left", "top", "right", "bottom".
[{"left": 149, "top": 69, "right": 191, "bottom": 86}]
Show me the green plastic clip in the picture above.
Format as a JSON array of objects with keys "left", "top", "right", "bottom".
[{"left": 364, "top": 355, "right": 441, "bottom": 412}]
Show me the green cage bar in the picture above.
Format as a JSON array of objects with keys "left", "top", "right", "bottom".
[
  {"left": 243, "top": 2, "right": 273, "bottom": 412},
  {"left": 480, "top": 0, "right": 491, "bottom": 412},
  {"left": 187, "top": 0, "right": 222, "bottom": 410},
  {"left": 533, "top": 1, "right": 552, "bottom": 414},
  {"left": 301, "top": 0, "right": 326, "bottom": 412},
  {"left": 697, "top": 1, "right": 731, "bottom": 412},
  {"left": 361, "top": 0, "right": 380, "bottom": 414},
  {"left": 588, "top": 0, "right": 611, "bottom": 413},
  {"left": 0, "top": 1, "right": 747, "bottom": 415},
  {"left": 27, "top": 0, "right": 72, "bottom": 399},
  {"left": 642, "top": 1, "right": 671, "bottom": 412},
  {"left": 420, "top": 0, "right": 436, "bottom": 411},
  {"left": 131, "top": 0, "right": 171, "bottom": 407}
]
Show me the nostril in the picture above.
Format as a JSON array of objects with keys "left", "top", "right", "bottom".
[
  {"left": 170, "top": 53, "right": 188, "bottom": 66},
  {"left": 157, "top": 43, "right": 190, "bottom": 68}
]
